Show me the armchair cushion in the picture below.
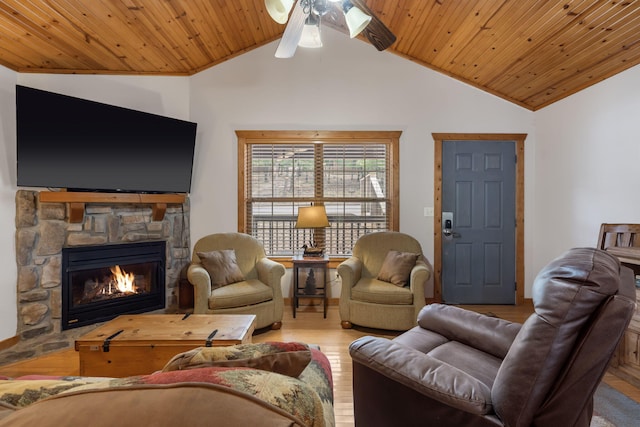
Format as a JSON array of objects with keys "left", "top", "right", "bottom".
[
  {"left": 352, "top": 278, "right": 414, "bottom": 305},
  {"left": 376, "top": 250, "right": 419, "bottom": 286},
  {"left": 209, "top": 279, "right": 272, "bottom": 309},
  {"left": 197, "top": 249, "right": 245, "bottom": 288},
  {"left": 162, "top": 342, "right": 312, "bottom": 378}
]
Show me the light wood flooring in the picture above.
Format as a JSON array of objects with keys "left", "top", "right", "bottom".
[{"left": 0, "top": 303, "right": 638, "bottom": 427}]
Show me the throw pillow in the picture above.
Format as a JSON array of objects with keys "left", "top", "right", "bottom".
[
  {"left": 162, "top": 342, "right": 312, "bottom": 378},
  {"left": 197, "top": 249, "right": 245, "bottom": 288},
  {"left": 377, "top": 250, "right": 419, "bottom": 287}
]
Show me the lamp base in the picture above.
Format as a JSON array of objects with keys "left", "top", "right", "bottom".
[{"left": 303, "top": 247, "right": 324, "bottom": 257}]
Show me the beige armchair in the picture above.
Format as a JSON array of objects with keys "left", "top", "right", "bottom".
[
  {"left": 187, "top": 233, "right": 285, "bottom": 330},
  {"left": 337, "top": 231, "right": 431, "bottom": 330}
]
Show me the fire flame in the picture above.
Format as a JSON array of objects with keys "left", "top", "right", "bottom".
[{"left": 109, "top": 265, "right": 136, "bottom": 294}]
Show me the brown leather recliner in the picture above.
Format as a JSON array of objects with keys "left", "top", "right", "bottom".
[{"left": 349, "top": 247, "right": 637, "bottom": 427}]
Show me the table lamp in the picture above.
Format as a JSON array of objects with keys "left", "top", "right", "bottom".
[{"left": 295, "top": 205, "right": 329, "bottom": 257}]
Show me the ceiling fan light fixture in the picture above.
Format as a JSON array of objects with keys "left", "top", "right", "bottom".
[
  {"left": 265, "top": 0, "right": 296, "bottom": 24},
  {"left": 342, "top": 1, "right": 372, "bottom": 38},
  {"left": 299, "top": 13, "right": 323, "bottom": 48}
]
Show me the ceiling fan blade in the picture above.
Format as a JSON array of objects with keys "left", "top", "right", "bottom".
[
  {"left": 275, "top": 1, "right": 307, "bottom": 58},
  {"left": 351, "top": 0, "right": 396, "bottom": 51}
]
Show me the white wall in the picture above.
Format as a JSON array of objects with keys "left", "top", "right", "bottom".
[
  {"left": 0, "top": 67, "right": 18, "bottom": 340},
  {"left": 188, "top": 28, "right": 536, "bottom": 302},
  {"left": 0, "top": 73, "right": 190, "bottom": 341},
  {"left": 533, "top": 65, "right": 640, "bottom": 277},
  {"left": 16, "top": 74, "right": 191, "bottom": 120}
]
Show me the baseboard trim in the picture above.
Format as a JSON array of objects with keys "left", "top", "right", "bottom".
[
  {"left": 0, "top": 335, "right": 19, "bottom": 351},
  {"left": 283, "top": 298, "right": 532, "bottom": 307}
]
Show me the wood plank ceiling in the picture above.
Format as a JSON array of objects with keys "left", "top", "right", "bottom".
[{"left": 1, "top": 0, "right": 639, "bottom": 110}]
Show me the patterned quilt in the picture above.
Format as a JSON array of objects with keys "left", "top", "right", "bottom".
[{"left": 0, "top": 342, "right": 334, "bottom": 427}]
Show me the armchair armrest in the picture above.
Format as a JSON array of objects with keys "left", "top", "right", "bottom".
[
  {"left": 350, "top": 336, "right": 493, "bottom": 415},
  {"left": 337, "top": 257, "right": 362, "bottom": 291},
  {"left": 337, "top": 257, "right": 362, "bottom": 323},
  {"left": 408, "top": 259, "right": 431, "bottom": 302},
  {"left": 187, "top": 263, "right": 212, "bottom": 313},
  {"left": 255, "top": 257, "right": 285, "bottom": 322},
  {"left": 418, "top": 304, "right": 522, "bottom": 359},
  {"left": 255, "top": 258, "right": 286, "bottom": 296}
]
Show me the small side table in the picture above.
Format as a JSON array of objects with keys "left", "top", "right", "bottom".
[{"left": 292, "top": 255, "right": 329, "bottom": 318}]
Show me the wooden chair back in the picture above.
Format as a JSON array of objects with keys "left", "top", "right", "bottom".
[{"left": 597, "top": 223, "right": 640, "bottom": 250}]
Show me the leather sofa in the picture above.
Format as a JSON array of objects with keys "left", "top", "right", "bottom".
[{"left": 349, "top": 247, "right": 636, "bottom": 427}]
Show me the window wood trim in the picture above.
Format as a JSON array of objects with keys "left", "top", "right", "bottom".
[{"left": 237, "top": 130, "right": 401, "bottom": 247}]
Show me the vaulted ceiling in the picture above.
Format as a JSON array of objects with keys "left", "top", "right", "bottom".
[{"left": 1, "top": 1, "right": 639, "bottom": 110}]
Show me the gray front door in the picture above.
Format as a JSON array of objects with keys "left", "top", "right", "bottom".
[{"left": 441, "top": 140, "right": 516, "bottom": 304}]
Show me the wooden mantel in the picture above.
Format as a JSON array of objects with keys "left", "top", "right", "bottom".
[{"left": 38, "top": 191, "right": 186, "bottom": 223}]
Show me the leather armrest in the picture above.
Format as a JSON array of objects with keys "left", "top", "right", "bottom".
[
  {"left": 187, "top": 263, "right": 213, "bottom": 313},
  {"left": 349, "top": 336, "right": 493, "bottom": 415},
  {"left": 418, "top": 304, "right": 522, "bottom": 359}
]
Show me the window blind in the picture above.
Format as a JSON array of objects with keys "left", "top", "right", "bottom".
[{"left": 239, "top": 131, "right": 399, "bottom": 257}]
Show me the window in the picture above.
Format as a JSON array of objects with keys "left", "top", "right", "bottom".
[{"left": 237, "top": 131, "right": 400, "bottom": 258}]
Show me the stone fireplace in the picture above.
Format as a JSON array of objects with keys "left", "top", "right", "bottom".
[{"left": 8, "top": 190, "right": 191, "bottom": 361}]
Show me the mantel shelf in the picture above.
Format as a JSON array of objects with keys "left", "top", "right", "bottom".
[{"left": 38, "top": 191, "right": 186, "bottom": 223}]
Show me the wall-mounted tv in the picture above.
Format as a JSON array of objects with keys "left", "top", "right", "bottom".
[{"left": 16, "top": 85, "right": 197, "bottom": 194}]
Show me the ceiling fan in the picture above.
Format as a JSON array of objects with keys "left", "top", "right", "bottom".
[{"left": 265, "top": 0, "right": 396, "bottom": 58}]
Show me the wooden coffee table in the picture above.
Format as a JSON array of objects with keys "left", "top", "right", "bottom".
[{"left": 75, "top": 313, "right": 256, "bottom": 377}]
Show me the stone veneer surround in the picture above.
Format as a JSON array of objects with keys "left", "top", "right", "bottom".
[{"left": 4, "top": 190, "right": 191, "bottom": 363}]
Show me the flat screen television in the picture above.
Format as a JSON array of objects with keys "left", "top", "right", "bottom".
[{"left": 16, "top": 85, "right": 197, "bottom": 194}]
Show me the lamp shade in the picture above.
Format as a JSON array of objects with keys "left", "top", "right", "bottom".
[
  {"left": 265, "top": 0, "right": 296, "bottom": 25},
  {"left": 344, "top": 4, "right": 372, "bottom": 38},
  {"left": 295, "top": 206, "right": 330, "bottom": 228}
]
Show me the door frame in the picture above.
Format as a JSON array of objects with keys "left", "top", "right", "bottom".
[{"left": 432, "top": 133, "right": 527, "bottom": 305}]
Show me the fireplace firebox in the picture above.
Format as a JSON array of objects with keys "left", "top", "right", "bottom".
[{"left": 62, "top": 241, "right": 166, "bottom": 330}]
